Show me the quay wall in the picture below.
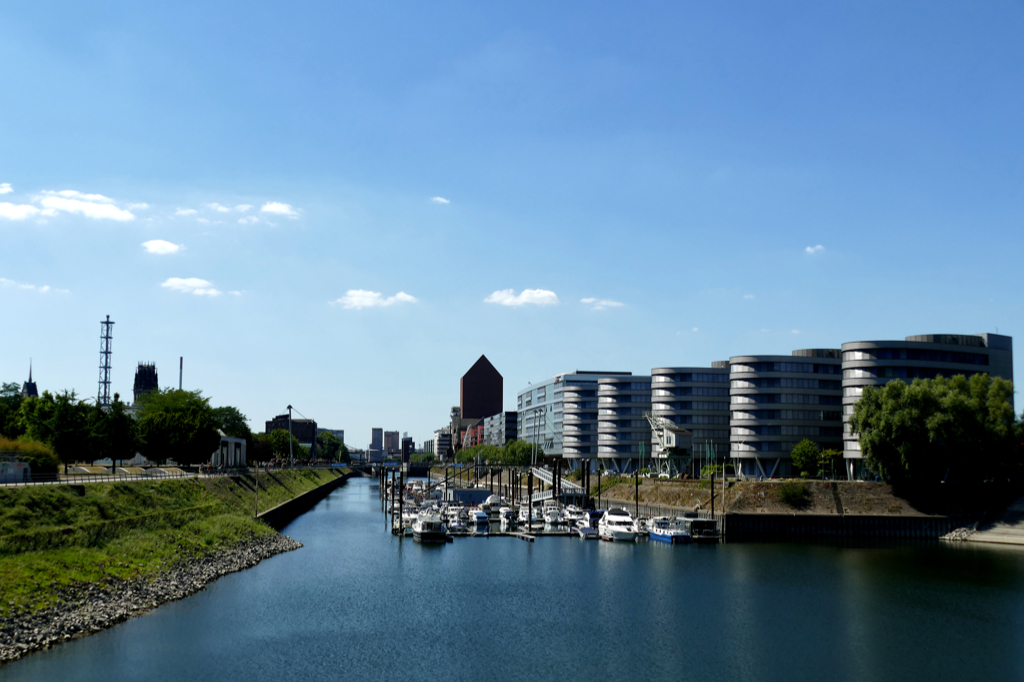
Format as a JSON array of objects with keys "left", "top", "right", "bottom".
[
  {"left": 258, "top": 469, "right": 356, "bottom": 530},
  {"left": 724, "top": 513, "right": 970, "bottom": 541}
]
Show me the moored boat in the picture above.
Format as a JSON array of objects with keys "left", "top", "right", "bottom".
[
  {"left": 648, "top": 516, "right": 691, "bottom": 544},
  {"left": 598, "top": 508, "right": 639, "bottom": 542},
  {"left": 412, "top": 511, "right": 448, "bottom": 544}
]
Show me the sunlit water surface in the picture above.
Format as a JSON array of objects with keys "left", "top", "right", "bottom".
[{"left": 3, "top": 477, "right": 1024, "bottom": 682}]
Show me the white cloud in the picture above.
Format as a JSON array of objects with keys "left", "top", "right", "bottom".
[
  {"left": 791, "top": 329, "right": 801, "bottom": 334},
  {"left": 0, "top": 203, "right": 42, "bottom": 220},
  {"left": 238, "top": 216, "right": 258, "bottom": 225},
  {"left": 208, "top": 202, "right": 232, "bottom": 213},
  {"left": 229, "top": 290, "right": 242, "bottom": 296},
  {"left": 161, "top": 277, "right": 221, "bottom": 297},
  {"left": 331, "top": 289, "right": 417, "bottom": 310},
  {"left": 142, "top": 239, "right": 183, "bottom": 255},
  {"left": 197, "top": 218, "right": 211, "bottom": 224},
  {"left": 175, "top": 208, "right": 198, "bottom": 216},
  {"left": 693, "top": 327, "right": 699, "bottom": 332},
  {"left": 485, "top": 289, "right": 559, "bottom": 307},
  {"left": 581, "top": 297, "right": 624, "bottom": 311},
  {"left": 40, "top": 189, "right": 115, "bottom": 204},
  {"left": 235, "top": 204, "right": 253, "bottom": 212},
  {"left": 127, "top": 202, "right": 149, "bottom": 210},
  {"left": 805, "top": 244, "right": 824, "bottom": 254},
  {"left": 431, "top": 196, "right": 450, "bottom": 204},
  {"left": 260, "top": 201, "right": 298, "bottom": 217},
  {"left": 0, "top": 277, "right": 68, "bottom": 294},
  {"left": 744, "top": 294, "right": 755, "bottom": 300},
  {"left": 0, "top": 183, "right": 12, "bottom": 195},
  {"left": 32, "top": 190, "right": 135, "bottom": 221}
]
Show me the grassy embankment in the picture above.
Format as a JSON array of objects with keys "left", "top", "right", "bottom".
[{"left": 0, "top": 468, "right": 348, "bottom": 617}]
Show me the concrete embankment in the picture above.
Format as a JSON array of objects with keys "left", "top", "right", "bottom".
[
  {"left": 724, "top": 513, "right": 968, "bottom": 541},
  {"left": 258, "top": 469, "right": 357, "bottom": 529}
]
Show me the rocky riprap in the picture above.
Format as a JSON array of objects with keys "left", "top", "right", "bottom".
[
  {"left": 0, "top": 533, "right": 302, "bottom": 665},
  {"left": 940, "top": 527, "right": 976, "bottom": 541}
]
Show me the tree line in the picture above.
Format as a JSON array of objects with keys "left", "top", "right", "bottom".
[{"left": 0, "top": 383, "right": 348, "bottom": 473}]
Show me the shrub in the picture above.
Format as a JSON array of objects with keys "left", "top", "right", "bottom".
[
  {"left": 778, "top": 481, "right": 811, "bottom": 509},
  {"left": 0, "top": 437, "right": 60, "bottom": 474}
]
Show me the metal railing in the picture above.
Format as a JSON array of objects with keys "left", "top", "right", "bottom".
[{"left": 0, "top": 464, "right": 345, "bottom": 488}]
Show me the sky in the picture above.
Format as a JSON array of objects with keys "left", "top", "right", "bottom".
[{"left": 2, "top": 1, "right": 1023, "bottom": 448}]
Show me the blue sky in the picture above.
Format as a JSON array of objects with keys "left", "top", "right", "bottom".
[{"left": 2, "top": 1, "right": 1022, "bottom": 448}]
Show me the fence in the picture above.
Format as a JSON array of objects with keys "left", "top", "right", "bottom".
[{"left": 0, "top": 464, "right": 342, "bottom": 488}]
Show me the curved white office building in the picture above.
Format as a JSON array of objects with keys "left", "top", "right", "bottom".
[
  {"left": 650, "top": 363, "right": 730, "bottom": 473},
  {"left": 597, "top": 375, "right": 652, "bottom": 473},
  {"left": 841, "top": 333, "right": 1013, "bottom": 478},
  {"left": 730, "top": 349, "right": 843, "bottom": 479}
]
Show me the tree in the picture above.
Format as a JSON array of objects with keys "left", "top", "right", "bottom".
[
  {"left": 818, "top": 449, "right": 843, "bottom": 479},
  {"left": 136, "top": 389, "right": 221, "bottom": 466},
  {"left": 250, "top": 433, "right": 274, "bottom": 464},
  {"left": 316, "top": 431, "right": 343, "bottom": 461},
  {"left": 211, "top": 405, "right": 250, "bottom": 439},
  {"left": 0, "top": 382, "right": 24, "bottom": 439},
  {"left": 138, "top": 408, "right": 222, "bottom": 466},
  {"left": 790, "top": 439, "right": 821, "bottom": 478},
  {"left": 90, "top": 394, "right": 141, "bottom": 466},
  {"left": 850, "top": 373, "right": 1019, "bottom": 486},
  {"left": 265, "top": 428, "right": 308, "bottom": 460}
]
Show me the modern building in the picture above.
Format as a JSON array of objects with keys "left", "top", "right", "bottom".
[
  {"left": 729, "top": 349, "right": 844, "bottom": 479},
  {"left": 483, "top": 411, "right": 518, "bottom": 446},
  {"left": 597, "top": 375, "right": 653, "bottom": 473},
  {"left": 133, "top": 363, "right": 158, "bottom": 405},
  {"left": 384, "top": 430, "right": 399, "bottom": 455},
  {"left": 401, "top": 436, "right": 414, "bottom": 463},
  {"left": 433, "top": 428, "right": 452, "bottom": 462},
  {"left": 20, "top": 363, "right": 38, "bottom": 399},
  {"left": 368, "top": 427, "right": 384, "bottom": 463},
  {"left": 421, "top": 439, "right": 435, "bottom": 456},
  {"left": 518, "top": 370, "right": 632, "bottom": 466},
  {"left": 461, "top": 355, "right": 503, "bottom": 420},
  {"left": 651, "top": 364, "right": 730, "bottom": 471},
  {"left": 266, "top": 414, "right": 318, "bottom": 446},
  {"left": 841, "top": 332, "right": 1013, "bottom": 478}
]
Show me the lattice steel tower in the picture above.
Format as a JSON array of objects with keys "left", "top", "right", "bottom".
[{"left": 98, "top": 315, "right": 114, "bottom": 408}]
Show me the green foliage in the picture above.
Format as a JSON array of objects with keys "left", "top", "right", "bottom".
[
  {"left": 0, "top": 468, "right": 348, "bottom": 616},
  {"left": 778, "top": 481, "right": 811, "bottom": 508},
  {"left": 818, "top": 448, "right": 843, "bottom": 478},
  {"left": 0, "top": 381, "right": 24, "bottom": 440},
  {"left": 316, "top": 431, "right": 344, "bottom": 461},
  {"left": 264, "top": 429, "right": 309, "bottom": 459},
  {"left": 850, "top": 374, "right": 1019, "bottom": 486},
  {"left": 138, "top": 409, "right": 221, "bottom": 466},
  {"left": 89, "top": 394, "right": 140, "bottom": 465},
  {"left": 211, "top": 406, "right": 250, "bottom": 440},
  {"left": 791, "top": 439, "right": 821, "bottom": 478},
  {"left": 453, "top": 440, "right": 542, "bottom": 466},
  {"left": 0, "top": 436, "right": 60, "bottom": 474}
]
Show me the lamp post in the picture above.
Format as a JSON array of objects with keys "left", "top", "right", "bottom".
[{"left": 287, "top": 405, "right": 294, "bottom": 467}]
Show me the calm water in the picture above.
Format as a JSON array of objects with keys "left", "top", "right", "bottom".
[{"left": 3, "top": 477, "right": 1024, "bottom": 682}]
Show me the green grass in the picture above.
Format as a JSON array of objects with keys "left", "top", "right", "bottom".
[{"left": 0, "top": 469, "right": 348, "bottom": 617}]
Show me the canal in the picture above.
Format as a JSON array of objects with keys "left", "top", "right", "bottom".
[{"left": 2, "top": 477, "right": 1024, "bottom": 681}]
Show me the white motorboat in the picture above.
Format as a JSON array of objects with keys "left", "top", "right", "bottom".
[
  {"left": 647, "top": 516, "right": 691, "bottom": 544},
  {"left": 598, "top": 508, "right": 639, "bottom": 542},
  {"left": 542, "top": 502, "right": 566, "bottom": 525},
  {"left": 564, "top": 505, "right": 588, "bottom": 524},
  {"left": 575, "top": 518, "right": 598, "bottom": 539},
  {"left": 499, "top": 506, "right": 517, "bottom": 531},
  {"left": 412, "top": 511, "right": 448, "bottom": 544},
  {"left": 483, "top": 495, "right": 504, "bottom": 521},
  {"left": 470, "top": 508, "right": 490, "bottom": 529}
]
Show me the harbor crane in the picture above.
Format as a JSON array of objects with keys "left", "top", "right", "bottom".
[{"left": 644, "top": 412, "right": 694, "bottom": 478}]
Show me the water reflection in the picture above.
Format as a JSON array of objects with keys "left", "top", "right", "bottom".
[{"left": 3, "top": 478, "right": 1024, "bottom": 682}]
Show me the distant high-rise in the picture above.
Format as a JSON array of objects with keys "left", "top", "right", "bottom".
[
  {"left": 384, "top": 430, "right": 399, "bottom": 454},
  {"left": 460, "top": 355, "right": 503, "bottom": 420},
  {"left": 133, "top": 363, "right": 159, "bottom": 404}
]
